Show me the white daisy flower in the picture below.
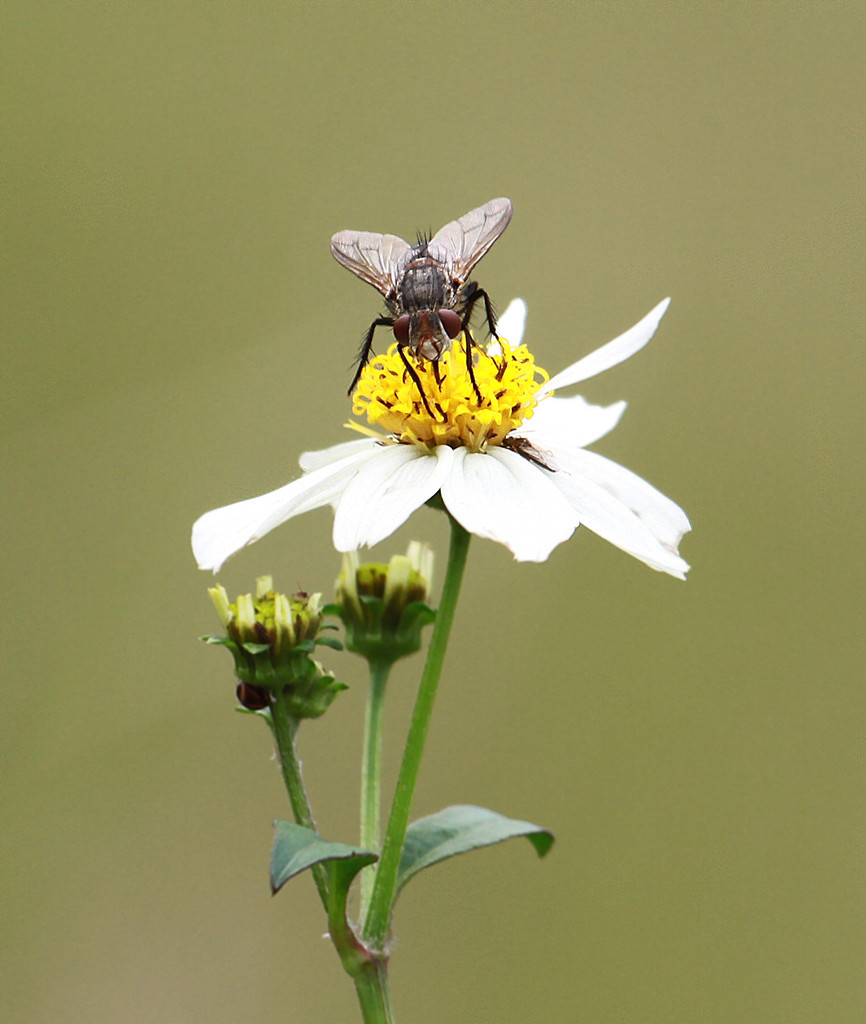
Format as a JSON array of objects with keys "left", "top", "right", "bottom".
[{"left": 192, "top": 299, "right": 690, "bottom": 578}]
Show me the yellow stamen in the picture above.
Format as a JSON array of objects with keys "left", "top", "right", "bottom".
[{"left": 351, "top": 336, "right": 548, "bottom": 451}]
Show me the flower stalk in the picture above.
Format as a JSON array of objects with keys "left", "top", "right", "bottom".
[
  {"left": 352, "top": 961, "right": 395, "bottom": 1024},
  {"left": 363, "top": 514, "right": 471, "bottom": 948},
  {"left": 270, "top": 661, "right": 395, "bottom": 1023},
  {"left": 360, "top": 660, "right": 390, "bottom": 919},
  {"left": 333, "top": 544, "right": 436, "bottom": 921},
  {"left": 269, "top": 689, "right": 330, "bottom": 909}
]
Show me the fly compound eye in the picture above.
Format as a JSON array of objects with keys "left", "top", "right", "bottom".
[
  {"left": 438, "top": 309, "right": 462, "bottom": 339},
  {"left": 393, "top": 315, "right": 411, "bottom": 344}
]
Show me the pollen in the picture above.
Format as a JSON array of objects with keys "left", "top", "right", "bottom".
[{"left": 352, "top": 336, "right": 549, "bottom": 451}]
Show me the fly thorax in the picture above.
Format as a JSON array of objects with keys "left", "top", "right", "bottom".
[{"left": 398, "top": 259, "right": 449, "bottom": 312}]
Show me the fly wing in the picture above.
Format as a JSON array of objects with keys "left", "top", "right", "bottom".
[
  {"left": 330, "top": 230, "right": 412, "bottom": 298},
  {"left": 427, "top": 197, "right": 513, "bottom": 280}
]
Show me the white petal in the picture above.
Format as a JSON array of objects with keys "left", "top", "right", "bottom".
[
  {"left": 538, "top": 298, "right": 671, "bottom": 397},
  {"left": 516, "top": 395, "right": 627, "bottom": 451},
  {"left": 495, "top": 298, "right": 527, "bottom": 346},
  {"left": 299, "top": 437, "right": 380, "bottom": 472},
  {"left": 332, "top": 444, "right": 454, "bottom": 551},
  {"left": 440, "top": 447, "right": 577, "bottom": 562},
  {"left": 549, "top": 449, "right": 690, "bottom": 579},
  {"left": 191, "top": 448, "right": 377, "bottom": 572},
  {"left": 563, "top": 449, "right": 691, "bottom": 553}
]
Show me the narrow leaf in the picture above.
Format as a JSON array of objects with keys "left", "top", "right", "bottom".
[
  {"left": 270, "top": 821, "right": 376, "bottom": 895},
  {"left": 396, "top": 804, "right": 553, "bottom": 894}
]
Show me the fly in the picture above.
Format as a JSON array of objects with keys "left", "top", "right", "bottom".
[{"left": 330, "top": 197, "right": 513, "bottom": 415}]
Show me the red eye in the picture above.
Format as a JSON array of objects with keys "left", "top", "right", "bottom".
[
  {"left": 438, "top": 309, "right": 462, "bottom": 339},
  {"left": 393, "top": 314, "right": 410, "bottom": 344}
]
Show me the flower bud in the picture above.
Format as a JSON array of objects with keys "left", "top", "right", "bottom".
[
  {"left": 204, "top": 577, "right": 345, "bottom": 718},
  {"left": 334, "top": 543, "right": 436, "bottom": 665}
]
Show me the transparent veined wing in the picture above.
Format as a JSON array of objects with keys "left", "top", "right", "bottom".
[
  {"left": 427, "top": 197, "right": 513, "bottom": 280},
  {"left": 330, "top": 230, "right": 413, "bottom": 298}
]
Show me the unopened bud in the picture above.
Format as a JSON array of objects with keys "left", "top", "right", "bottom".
[
  {"left": 334, "top": 543, "right": 436, "bottom": 666},
  {"left": 203, "top": 578, "right": 344, "bottom": 718}
]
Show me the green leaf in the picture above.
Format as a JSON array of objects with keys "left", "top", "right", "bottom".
[
  {"left": 270, "top": 821, "right": 376, "bottom": 895},
  {"left": 396, "top": 804, "right": 553, "bottom": 894},
  {"left": 315, "top": 635, "right": 344, "bottom": 651}
]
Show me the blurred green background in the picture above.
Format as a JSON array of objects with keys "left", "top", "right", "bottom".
[{"left": 3, "top": 3, "right": 863, "bottom": 1022}]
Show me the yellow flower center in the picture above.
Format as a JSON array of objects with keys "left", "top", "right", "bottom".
[{"left": 351, "top": 336, "right": 549, "bottom": 451}]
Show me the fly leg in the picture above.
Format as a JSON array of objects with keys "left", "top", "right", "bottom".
[
  {"left": 475, "top": 287, "right": 500, "bottom": 339},
  {"left": 397, "top": 344, "right": 437, "bottom": 419},
  {"left": 460, "top": 326, "right": 484, "bottom": 405},
  {"left": 460, "top": 283, "right": 501, "bottom": 403},
  {"left": 348, "top": 316, "right": 394, "bottom": 395}
]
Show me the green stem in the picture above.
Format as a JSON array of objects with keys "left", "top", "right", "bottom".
[
  {"left": 326, "top": 865, "right": 393, "bottom": 1024},
  {"left": 269, "top": 692, "right": 330, "bottom": 910},
  {"left": 360, "top": 661, "right": 391, "bottom": 920},
  {"left": 363, "top": 515, "right": 471, "bottom": 948},
  {"left": 352, "top": 961, "right": 395, "bottom": 1024}
]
